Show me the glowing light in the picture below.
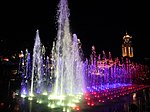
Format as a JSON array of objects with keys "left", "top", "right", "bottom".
[
  {"left": 133, "top": 93, "right": 136, "bottom": 100},
  {"left": 67, "top": 103, "right": 76, "bottom": 107},
  {"left": 36, "top": 99, "right": 43, "bottom": 104},
  {"left": 19, "top": 53, "right": 24, "bottom": 58},
  {"left": 42, "top": 92, "right": 48, "bottom": 96},
  {"left": 49, "top": 104, "right": 55, "bottom": 108},
  {"left": 3, "top": 58, "right": 9, "bottom": 61},
  {"left": 48, "top": 95, "right": 65, "bottom": 100},
  {"left": 21, "top": 94, "right": 26, "bottom": 98},
  {"left": 28, "top": 97, "right": 33, "bottom": 100},
  {"left": 29, "top": 93, "right": 34, "bottom": 97}
]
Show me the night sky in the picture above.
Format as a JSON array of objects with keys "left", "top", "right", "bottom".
[{"left": 0, "top": 0, "right": 150, "bottom": 59}]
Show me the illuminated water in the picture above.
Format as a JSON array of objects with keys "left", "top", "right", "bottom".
[
  {"left": 20, "top": 49, "right": 31, "bottom": 97},
  {"left": 47, "top": 0, "right": 85, "bottom": 108},
  {"left": 17, "top": 0, "right": 150, "bottom": 111},
  {"left": 50, "top": 0, "right": 85, "bottom": 96},
  {"left": 19, "top": 0, "right": 85, "bottom": 109},
  {"left": 30, "top": 30, "right": 44, "bottom": 96}
]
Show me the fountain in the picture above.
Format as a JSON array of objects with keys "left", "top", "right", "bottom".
[
  {"left": 47, "top": 0, "right": 85, "bottom": 108},
  {"left": 19, "top": 0, "right": 85, "bottom": 110},
  {"left": 28, "top": 30, "right": 45, "bottom": 98},
  {"left": 20, "top": 49, "right": 31, "bottom": 98},
  {"left": 16, "top": 0, "right": 150, "bottom": 111},
  {"left": 20, "top": 30, "right": 52, "bottom": 99},
  {"left": 85, "top": 46, "right": 133, "bottom": 92},
  {"left": 78, "top": 45, "right": 150, "bottom": 109}
]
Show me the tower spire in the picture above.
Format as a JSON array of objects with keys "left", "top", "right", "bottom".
[{"left": 122, "top": 32, "right": 133, "bottom": 58}]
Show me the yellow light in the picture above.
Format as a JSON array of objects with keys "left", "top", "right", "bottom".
[
  {"left": 67, "top": 103, "right": 76, "bottom": 107},
  {"left": 29, "top": 93, "right": 34, "bottom": 97},
  {"left": 48, "top": 95, "right": 65, "bottom": 100},
  {"left": 50, "top": 104, "right": 55, "bottom": 108},
  {"left": 37, "top": 99, "right": 43, "bottom": 104},
  {"left": 21, "top": 94, "right": 26, "bottom": 98},
  {"left": 42, "top": 92, "right": 48, "bottom": 95},
  {"left": 28, "top": 97, "right": 33, "bottom": 100},
  {"left": 133, "top": 93, "right": 136, "bottom": 100}
]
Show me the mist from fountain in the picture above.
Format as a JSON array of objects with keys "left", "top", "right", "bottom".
[
  {"left": 50, "top": 0, "right": 85, "bottom": 97},
  {"left": 19, "top": 0, "right": 85, "bottom": 109},
  {"left": 30, "top": 30, "right": 43, "bottom": 97}
]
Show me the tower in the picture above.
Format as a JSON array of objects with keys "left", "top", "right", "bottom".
[{"left": 122, "top": 32, "right": 133, "bottom": 58}]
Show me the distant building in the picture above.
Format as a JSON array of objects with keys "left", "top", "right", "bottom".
[{"left": 122, "top": 32, "right": 133, "bottom": 58}]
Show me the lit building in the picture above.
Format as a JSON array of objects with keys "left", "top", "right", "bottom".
[{"left": 122, "top": 32, "right": 133, "bottom": 58}]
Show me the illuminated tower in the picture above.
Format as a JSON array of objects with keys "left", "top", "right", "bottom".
[{"left": 122, "top": 32, "right": 133, "bottom": 58}]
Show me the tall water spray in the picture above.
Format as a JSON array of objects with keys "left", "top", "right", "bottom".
[
  {"left": 20, "top": 49, "right": 31, "bottom": 97},
  {"left": 30, "top": 30, "right": 43, "bottom": 96},
  {"left": 51, "top": 0, "right": 85, "bottom": 97}
]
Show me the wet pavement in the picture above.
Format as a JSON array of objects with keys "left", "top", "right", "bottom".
[{"left": 0, "top": 79, "right": 150, "bottom": 112}]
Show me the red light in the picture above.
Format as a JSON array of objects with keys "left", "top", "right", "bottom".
[
  {"left": 93, "top": 92, "right": 96, "bottom": 94},
  {"left": 87, "top": 102, "right": 90, "bottom": 105},
  {"left": 76, "top": 106, "right": 80, "bottom": 111},
  {"left": 88, "top": 98, "right": 90, "bottom": 100},
  {"left": 85, "top": 97, "right": 88, "bottom": 99},
  {"left": 3, "top": 58, "right": 9, "bottom": 61},
  {"left": 91, "top": 103, "right": 94, "bottom": 106}
]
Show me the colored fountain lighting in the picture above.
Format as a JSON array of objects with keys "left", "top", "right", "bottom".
[
  {"left": 17, "top": 0, "right": 150, "bottom": 111},
  {"left": 84, "top": 85, "right": 149, "bottom": 109},
  {"left": 21, "top": 87, "right": 28, "bottom": 98},
  {"left": 30, "top": 30, "right": 43, "bottom": 96},
  {"left": 19, "top": 0, "right": 85, "bottom": 111},
  {"left": 46, "top": 0, "right": 85, "bottom": 109}
]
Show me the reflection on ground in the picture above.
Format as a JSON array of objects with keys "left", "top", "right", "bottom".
[{"left": 0, "top": 80, "right": 150, "bottom": 112}]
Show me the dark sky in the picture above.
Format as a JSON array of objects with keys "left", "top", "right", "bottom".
[{"left": 0, "top": 0, "right": 150, "bottom": 59}]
